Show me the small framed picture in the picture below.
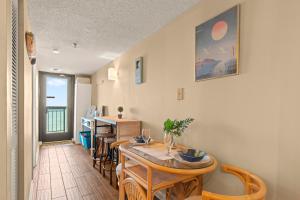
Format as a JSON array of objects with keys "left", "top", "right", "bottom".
[
  {"left": 135, "top": 57, "right": 143, "bottom": 84},
  {"left": 25, "top": 32, "right": 36, "bottom": 62}
]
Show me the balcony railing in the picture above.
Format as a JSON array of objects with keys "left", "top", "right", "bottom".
[{"left": 46, "top": 106, "right": 67, "bottom": 133}]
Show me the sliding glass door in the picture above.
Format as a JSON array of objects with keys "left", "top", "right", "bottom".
[{"left": 39, "top": 72, "right": 74, "bottom": 142}]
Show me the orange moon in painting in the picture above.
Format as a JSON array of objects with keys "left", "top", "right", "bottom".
[{"left": 211, "top": 20, "right": 228, "bottom": 40}]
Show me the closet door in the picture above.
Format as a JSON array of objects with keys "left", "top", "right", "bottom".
[{"left": 11, "top": 0, "right": 18, "bottom": 199}]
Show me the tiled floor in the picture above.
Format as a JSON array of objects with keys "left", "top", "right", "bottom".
[{"left": 32, "top": 143, "right": 119, "bottom": 200}]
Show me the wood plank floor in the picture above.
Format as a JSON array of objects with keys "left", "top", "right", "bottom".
[{"left": 32, "top": 143, "right": 119, "bottom": 200}]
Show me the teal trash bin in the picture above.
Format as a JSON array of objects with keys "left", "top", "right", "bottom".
[{"left": 80, "top": 131, "right": 91, "bottom": 149}]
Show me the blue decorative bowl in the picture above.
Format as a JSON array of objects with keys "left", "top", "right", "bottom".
[
  {"left": 178, "top": 151, "right": 206, "bottom": 162},
  {"left": 134, "top": 136, "right": 145, "bottom": 144}
]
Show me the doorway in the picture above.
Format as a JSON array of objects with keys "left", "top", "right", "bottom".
[{"left": 39, "top": 72, "right": 75, "bottom": 142}]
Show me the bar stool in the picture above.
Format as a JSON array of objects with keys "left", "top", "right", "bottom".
[
  {"left": 102, "top": 137, "right": 117, "bottom": 177},
  {"left": 98, "top": 134, "right": 115, "bottom": 173},
  {"left": 93, "top": 123, "right": 113, "bottom": 169}
]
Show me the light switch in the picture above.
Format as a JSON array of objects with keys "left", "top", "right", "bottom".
[{"left": 177, "top": 88, "right": 184, "bottom": 100}]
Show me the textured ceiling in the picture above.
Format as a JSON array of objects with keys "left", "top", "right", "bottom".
[{"left": 28, "top": 0, "right": 201, "bottom": 75}]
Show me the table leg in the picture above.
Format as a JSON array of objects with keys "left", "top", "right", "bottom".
[
  {"left": 92, "top": 130, "right": 96, "bottom": 167},
  {"left": 197, "top": 175, "right": 203, "bottom": 195},
  {"left": 103, "top": 142, "right": 111, "bottom": 177},
  {"left": 91, "top": 120, "right": 96, "bottom": 157},
  {"left": 146, "top": 166, "right": 153, "bottom": 200},
  {"left": 99, "top": 138, "right": 105, "bottom": 173},
  {"left": 119, "top": 153, "right": 125, "bottom": 200},
  {"left": 166, "top": 188, "right": 171, "bottom": 200}
]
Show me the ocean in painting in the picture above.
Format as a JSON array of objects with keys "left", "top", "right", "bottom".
[{"left": 195, "top": 6, "right": 238, "bottom": 81}]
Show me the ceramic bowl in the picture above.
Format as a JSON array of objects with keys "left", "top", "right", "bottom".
[
  {"left": 134, "top": 136, "right": 145, "bottom": 143},
  {"left": 178, "top": 150, "right": 206, "bottom": 162}
]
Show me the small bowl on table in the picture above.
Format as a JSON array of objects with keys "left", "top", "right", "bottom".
[
  {"left": 178, "top": 149, "right": 206, "bottom": 162},
  {"left": 134, "top": 136, "right": 146, "bottom": 144}
]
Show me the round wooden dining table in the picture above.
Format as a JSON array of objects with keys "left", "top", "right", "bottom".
[{"left": 119, "top": 142, "right": 217, "bottom": 200}]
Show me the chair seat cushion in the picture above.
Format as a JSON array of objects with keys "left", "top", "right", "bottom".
[
  {"left": 185, "top": 195, "right": 202, "bottom": 200},
  {"left": 116, "top": 160, "right": 138, "bottom": 178}
]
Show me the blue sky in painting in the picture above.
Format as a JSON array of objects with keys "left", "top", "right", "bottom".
[{"left": 46, "top": 77, "right": 68, "bottom": 106}]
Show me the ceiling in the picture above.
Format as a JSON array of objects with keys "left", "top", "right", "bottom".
[{"left": 28, "top": 0, "right": 201, "bottom": 75}]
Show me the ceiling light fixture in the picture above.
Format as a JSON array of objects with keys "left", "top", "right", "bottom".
[{"left": 53, "top": 49, "right": 60, "bottom": 54}]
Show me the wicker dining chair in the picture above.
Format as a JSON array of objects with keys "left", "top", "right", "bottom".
[
  {"left": 186, "top": 164, "right": 267, "bottom": 200},
  {"left": 109, "top": 140, "right": 129, "bottom": 188},
  {"left": 123, "top": 177, "right": 147, "bottom": 200}
]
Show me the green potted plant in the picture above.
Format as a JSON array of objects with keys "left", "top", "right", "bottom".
[
  {"left": 117, "top": 106, "right": 124, "bottom": 119},
  {"left": 163, "top": 118, "right": 194, "bottom": 153}
]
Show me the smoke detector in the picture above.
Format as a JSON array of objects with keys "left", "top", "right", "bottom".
[{"left": 51, "top": 67, "right": 62, "bottom": 72}]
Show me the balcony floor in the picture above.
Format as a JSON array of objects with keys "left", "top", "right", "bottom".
[{"left": 32, "top": 142, "right": 119, "bottom": 200}]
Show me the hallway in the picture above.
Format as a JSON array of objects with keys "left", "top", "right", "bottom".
[{"left": 32, "top": 143, "right": 119, "bottom": 200}]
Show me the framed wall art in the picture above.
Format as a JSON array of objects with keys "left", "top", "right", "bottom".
[
  {"left": 25, "top": 31, "right": 37, "bottom": 65},
  {"left": 135, "top": 57, "right": 143, "bottom": 84},
  {"left": 195, "top": 5, "right": 240, "bottom": 81}
]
